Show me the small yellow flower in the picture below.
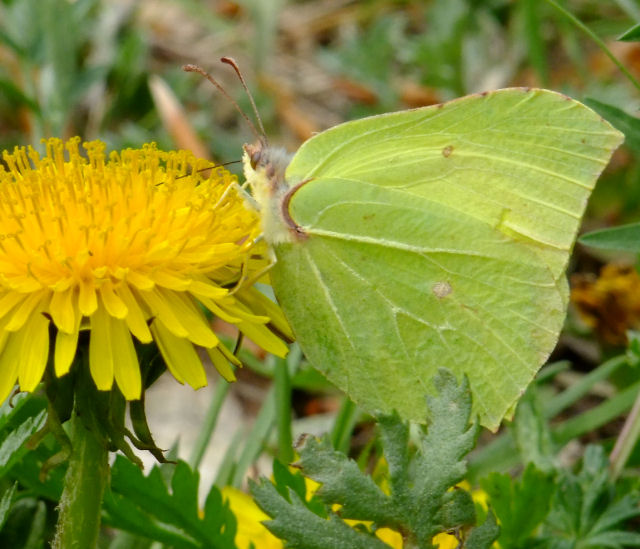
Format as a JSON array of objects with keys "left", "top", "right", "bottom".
[
  {"left": 222, "top": 486, "right": 283, "bottom": 549},
  {"left": 0, "top": 138, "right": 291, "bottom": 403}
]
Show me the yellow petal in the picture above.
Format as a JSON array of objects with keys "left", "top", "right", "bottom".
[
  {"left": 217, "top": 341, "right": 242, "bottom": 367},
  {"left": 238, "top": 321, "right": 289, "bottom": 358},
  {"left": 99, "top": 280, "right": 128, "bottom": 319},
  {"left": 89, "top": 304, "right": 114, "bottom": 390},
  {"left": 194, "top": 295, "right": 242, "bottom": 323},
  {"left": 6, "top": 290, "right": 47, "bottom": 332},
  {"left": 150, "top": 319, "right": 207, "bottom": 389},
  {"left": 158, "top": 288, "right": 218, "bottom": 348},
  {"left": 206, "top": 346, "right": 236, "bottom": 382},
  {"left": 50, "top": 288, "right": 76, "bottom": 333},
  {"left": 79, "top": 278, "right": 98, "bottom": 316},
  {"left": 240, "top": 287, "right": 294, "bottom": 340},
  {"left": 111, "top": 317, "right": 141, "bottom": 399},
  {"left": 153, "top": 271, "right": 191, "bottom": 290},
  {"left": 0, "top": 291, "right": 27, "bottom": 320},
  {"left": 189, "top": 277, "right": 229, "bottom": 299},
  {"left": 17, "top": 311, "right": 50, "bottom": 392},
  {"left": 139, "top": 288, "right": 188, "bottom": 338},
  {"left": 117, "top": 283, "right": 153, "bottom": 343},
  {"left": 126, "top": 270, "right": 155, "bottom": 290},
  {"left": 0, "top": 331, "right": 20, "bottom": 403}
]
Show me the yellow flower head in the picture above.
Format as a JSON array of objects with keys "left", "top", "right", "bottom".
[{"left": 0, "top": 137, "right": 290, "bottom": 403}]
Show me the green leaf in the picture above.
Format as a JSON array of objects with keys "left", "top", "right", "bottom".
[
  {"left": 250, "top": 481, "right": 391, "bottom": 549},
  {"left": 511, "top": 386, "right": 555, "bottom": 472},
  {"left": 0, "top": 410, "right": 46, "bottom": 479},
  {"left": 543, "top": 446, "right": 640, "bottom": 546},
  {"left": 0, "top": 483, "right": 16, "bottom": 532},
  {"left": 251, "top": 88, "right": 623, "bottom": 430},
  {"left": 271, "top": 459, "right": 326, "bottom": 517},
  {"left": 465, "top": 511, "right": 501, "bottom": 549},
  {"left": 584, "top": 98, "right": 640, "bottom": 153},
  {"left": 481, "top": 463, "right": 555, "bottom": 545},
  {"left": 103, "top": 457, "right": 237, "bottom": 549},
  {"left": 252, "top": 370, "right": 498, "bottom": 548},
  {"left": 619, "top": 22, "right": 640, "bottom": 41},
  {"left": 579, "top": 222, "right": 640, "bottom": 253}
]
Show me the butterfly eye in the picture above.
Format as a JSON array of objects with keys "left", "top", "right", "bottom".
[
  {"left": 250, "top": 150, "right": 262, "bottom": 170},
  {"left": 243, "top": 143, "right": 262, "bottom": 170}
]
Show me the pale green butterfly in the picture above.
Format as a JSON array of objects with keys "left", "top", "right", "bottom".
[{"left": 188, "top": 62, "right": 623, "bottom": 431}]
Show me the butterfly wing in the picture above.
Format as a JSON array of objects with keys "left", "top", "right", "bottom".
[{"left": 268, "top": 88, "right": 622, "bottom": 429}]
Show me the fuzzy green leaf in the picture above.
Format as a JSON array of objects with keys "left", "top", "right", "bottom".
[
  {"left": 253, "top": 369, "right": 498, "bottom": 548},
  {"left": 250, "top": 481, "right": 390, "bottom": 549},
  {"left": 465, "top": 511, "right": 501, "bottom": 549}
]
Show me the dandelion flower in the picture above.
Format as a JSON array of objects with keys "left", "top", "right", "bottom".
[{"left": 0, "top": 137, "right": 290, "bottom": 404}]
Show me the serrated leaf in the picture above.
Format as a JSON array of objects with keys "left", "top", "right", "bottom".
[
  {"left": 294, "top": 436, "right": 397, "bottom": 524},
  {"left": 511, "top": 387, "right": 555, "bottom": 472},
  {"left": 253, "top": 369, "right": 498, "bottom": 549},
  {"left": 590, "top": 494, "right": 640, "bottom": 535},
  {"left": 0, "top": 483, "right": 16, "bottom": 531},
  {"left": 0, "top": 392, "right": 46, "bottom": 435},
  {"left": 481, "top": 463, "right": 554, "bottom": 545},
  {"left": 104, "top": 456, "right": 237, "bottom": 548},
  {"left": 103, "top": 490, "right": 199, "bottom": 549},
  {"left": 465, "top": 511, "right": 501, "bottom": 549},
  {"left": 251, "top": 480, "right": 391, "bottom": 549},
  {"left": 579, "top": 222, "right": 640, "bottom": 253},
  {"left": 0, "top": 410, "right": 46, "bottom": 478},
  {"left": 271, "top": 459, "right": 326, "bottom": 517},
  {"left": 543, "top": 446, "right": 640, "bottom": 546}
]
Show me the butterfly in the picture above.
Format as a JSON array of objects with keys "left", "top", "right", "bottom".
[{"left": 187, "top": 61, "right": 623, "bottom": 430}]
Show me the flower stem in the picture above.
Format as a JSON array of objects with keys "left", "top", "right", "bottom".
[
  {"left": 274, "top": 356, "right": 294, "bottom": 463},
  {"left": 52, "top": 408, "right": 109, "bottom": 549}
]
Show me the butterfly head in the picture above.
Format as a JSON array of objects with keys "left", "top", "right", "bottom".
[
  {"left": 242, "top": 141, "right": 302, "bottom": 245},
  {"left": 243, "top": 140, "right": 292, "bottom": 194}
]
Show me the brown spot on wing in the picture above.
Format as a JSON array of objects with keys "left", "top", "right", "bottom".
[{"left": 433, "top": 281, "right": 452, "bottom": 299}]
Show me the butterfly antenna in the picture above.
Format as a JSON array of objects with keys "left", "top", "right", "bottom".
[
  {"left": 183, "top": 63, "right": 262, "bottom": 142},
  {"left": 220, "top": 56, "right": 267, "bottom": 142}
]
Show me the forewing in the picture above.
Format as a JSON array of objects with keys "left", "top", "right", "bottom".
[{"left": 286, "top": 88, "right": 623, "bottom": 280}]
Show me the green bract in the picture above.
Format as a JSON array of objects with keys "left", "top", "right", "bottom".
[{"left": 245, "top": 88, "right": 623, "bottom": 430}]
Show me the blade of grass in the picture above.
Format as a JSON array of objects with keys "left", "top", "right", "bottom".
[
  {"left": 522, "top": 0, "right": 549, "bottom": 85},
  {"left": 552, "top": 380, "right": 640, "bottom": 444},
  {"left": 213, "top": 430, "right": 244, "bottom": 488},
  {"left": 544, "top": 0, "right": 640, "bottom": 92},
  {"left": 231, "top": 386, "right": 276, "bottom": 487},
  {"left": 546, "top": 355, "right": 627, "bottom": 418},
  {"left": 274, "top": 356, "right": 294, "bottom": 463},
  {"left": 469, "top": 355, "right": 630, "bottom": 480},
  {"left": 330, "top": 396, "right": 359, "bottom": 454},
  {"left": 188, "top": 379, "right": 231, "bottom": 469}
]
